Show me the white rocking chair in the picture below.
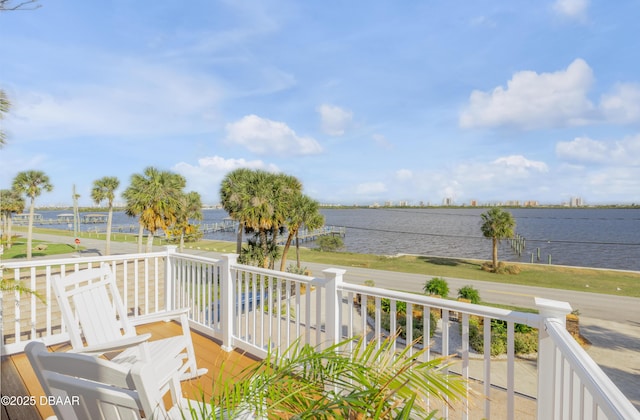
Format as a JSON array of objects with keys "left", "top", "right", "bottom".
[
  {"left": 25, "top": 341, "right": 207, "bottom": 419},
  {"left": 26, "top": 341, "right": 258, "bottom": 420},
  {"left": 51, "top": 265, "right": 206, "bottom": 384}
]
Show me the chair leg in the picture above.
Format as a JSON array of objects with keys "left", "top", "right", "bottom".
[{"left": 179, "top": 314, "right": 208, "bottom": 380}]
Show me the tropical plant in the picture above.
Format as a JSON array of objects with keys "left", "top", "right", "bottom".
[
  {"left": 12, "top": 170, "right": 53, "bottom": 259},
  {"left": 480, "top": 207, "right": 516, "bottom": 272},
  {"left": 220, "top": 168, "right": 253, "bottom": 254},
  {"left": 0, "top": 188, "right": 25, "bottom": 249},
  {"left": 457, "top": 285, "right": 480, "bottom": 304},
  {"left": 221, "top": 169, "right": 303, "bottom": 268},
  {"left": 423, "top": 277, "right": 449, "bottom": 298},
  {"left": 172, "top": 191, "right": 203, "bottom": 252},
  {"left": 122, "top": 167, "right": 186, "bottom": 252},
  {"left": 316, "top": 235, "right": 343, "bottom": 252},
  {"left": 279, "top": 193, "right": 324, "bottom": 271},
  {"left": 204, "top": 335, "right": 466, "bottom": 419},
  {"left": 0, "top": 0, "right": 42, "bottom": 11},
  {"left": 91, "top": 176, "right": 120, "bottom": 255},
  {"left": 0, "top": 274, "right": 44, "bottom": 303},
  {"left": 0, "top": 89, "right": 9, "bottom": 148}
]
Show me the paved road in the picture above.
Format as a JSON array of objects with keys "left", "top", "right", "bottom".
[{"left": 21, "top": 233, "right": 640, "bottom": 409}]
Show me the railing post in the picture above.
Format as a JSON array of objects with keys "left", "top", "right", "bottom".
[
  {"left": 220, "top": 254, "right": 238, "bottom": 352},
  {"left": 164, "top": 245, "right": 177, "bottom": 311},
  {"left": 535, "top": 297, "right": 572, "bottom": 420},
  {"left": 323, "top": 268, "right": 346, "bottom": 349}
]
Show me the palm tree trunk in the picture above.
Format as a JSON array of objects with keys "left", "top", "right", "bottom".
[
  {"left": 279, "top": 230, "right": 296, "bottom": 271},
  {"left": 106, "top": 206, "right": 113, "bottom": 255},
  {"left": 146, "top": 232, "right": 154, "bottom": 253},
  {"left": 260, "top": 229, "right": 269, "bottom": 268},
  {"left": 137, "top": 224, "right": 144, "bottom": 253},
  {"left": 27, "top": 198, "right": 34, "bottom": 259},
  {"left": 492, "top": 237, "right": 498, "bottom": 269},
  {"left": 236, "top": 221, "right": 244, "bottom": 254},
  {"left": 6, "top": 214, "right": 13, "bottom": 249},
  {"left": 296, "top": 231, "right": 301, "bottom": 268}
]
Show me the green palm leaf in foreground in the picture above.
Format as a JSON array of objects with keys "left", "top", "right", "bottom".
[{"left": 202, "top": 335, "right": 467, "bottom": 419}]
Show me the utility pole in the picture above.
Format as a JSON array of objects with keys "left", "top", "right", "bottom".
[{"left": 72, "top": 185, "right": 80, "bottom": 250}]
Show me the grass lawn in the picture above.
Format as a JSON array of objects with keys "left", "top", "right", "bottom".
[
  {"left": 294, "top": 248, "right": 640, "bottom": 298},
  {"left": 1, "top": 238, "right": 79, "bottom": 259}
]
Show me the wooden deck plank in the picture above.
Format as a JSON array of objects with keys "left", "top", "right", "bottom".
[
  {"left": 1, "top": 356, "right": 45, "bottom": 420},
  {"left": 4, "top": 321, "right": 258, "bottom": 419}
]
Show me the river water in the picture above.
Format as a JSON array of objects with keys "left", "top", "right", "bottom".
[{"left": 25, "top": 208, "right": 640, "bottom": 271}]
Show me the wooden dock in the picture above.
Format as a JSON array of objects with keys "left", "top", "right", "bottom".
[{"left": 277, "top": 225, "right": 346, "bottom": 245}]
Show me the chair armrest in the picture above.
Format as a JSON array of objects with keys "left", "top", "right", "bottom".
[
  {"left": 67, "top": 333, "right": 152, "bottom": 355},
  {"left": 128, "top": 308, "right": 190, "bottom": 326}
]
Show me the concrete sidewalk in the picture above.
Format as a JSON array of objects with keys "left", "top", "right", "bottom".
[{"left": 13, "top": 232, "right": 640, "bottom": 411}]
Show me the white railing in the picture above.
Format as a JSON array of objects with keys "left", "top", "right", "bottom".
[
  {"left": 536, "top": 298, "right": 639, "bottom": 420},
  {"left": 2, "top": 247, "right": 638, "bottom": 419},
  {"left": 1, "top": 251, "right": 170, "bottom": 355}
]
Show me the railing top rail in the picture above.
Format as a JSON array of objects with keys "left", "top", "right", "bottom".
[
  {"left": 1, "top": 251, "right": 169, "bottom": 270},
  {"left": 544, "top": 318, "right": 640, "bottom": 419},
  {"left": 169, "top": 252, "right": 221, "bottom": 265},
  {"left": 341, "top": 282, "right": 540, "bottom": 327},
  {"left": 230, "top": 262, "right": 321, "bottom": 284}
]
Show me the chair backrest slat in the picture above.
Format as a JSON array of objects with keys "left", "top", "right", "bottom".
[{"left": 52, "top": 266, "right": 137, "bottom": 350}]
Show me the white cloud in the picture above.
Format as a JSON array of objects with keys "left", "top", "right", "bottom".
[
  {"left": 8, "top": 60, "right": 222, "bottom": 140},
  {"left": 552, "top": 0, "right": 589, "bottom": 21},
  {"left": 225, "top": 114, "right": 322, "bottom": 155},
  {"left": 355, "top": 182, "right": 387, "bottom": 195},
  {"left": 372, "top": 134, "right": 394, "bottom": 149},
  {"left": 556, "top": 134, "right": 640, "bottom": 165},
  {"left": 600, "top": 83, "right": 640, "bottom": 124},
  {"left": 441, "top": 156, "right": 550, "bottom": 200},
  {"left": 173, "top": 155, "right": 279, "bottom": 203},
  {"left": 317, "top": 104, "right": 353, "bottom": 136},
  {"left": 491, "top": 155, "right": 549, "bottom": 173},
  {"left": 460, "top": 59, "right": 595, "bottom": 130},
  {"left": 395, "top": 169, "right": 413, "bottom": 180}
]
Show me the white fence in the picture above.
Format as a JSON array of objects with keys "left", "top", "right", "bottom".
[{"left": 1, "top": 247, "right": 638, "bottom": 419}]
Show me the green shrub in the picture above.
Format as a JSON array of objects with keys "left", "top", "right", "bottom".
[
  {"left": 373, "top": 301, "right": 436, "bottom": 339},
  {"left": 468, "top": 318, "right": 538, "bottom": 356},
  {"left": 457, "top": 285, "right": 480, "bottom": 304},
  {"left": 481, "top": 261, "right": 521, "bottom": 275},
  {"left": 316, "top": 235, "right": 344, "bottom": 252},
  {"left": 514, "top": 331, "right": 538, "bottom": 354},
  {"left": 423, "top": 277, "right": 449, "bottom": 298}
]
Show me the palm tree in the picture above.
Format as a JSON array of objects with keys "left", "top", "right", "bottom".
[
  {"left": 12, "top": 170, "right": 53, "bottom": 259},
  {"left": 173, "top": 191, "right": 202, "bottom": 252},
  {"left": 91, "top": 176, "right": 120, "bottom": 255},
  {"left": 480, "top": 207, "right": 516, "bottom": 271},
  {"left": 123, "top": 167, "right": 185, "bottom": 253},
  {"left": 279, "top": 193, "right": 324, "bottom": 271},
  {"left": 220, "top": 168, "right": 253, "bottom": 254},
  {"left": 220, "top": 169, "right": 304, "bottom": 268},
  {"left": 0, "top": 89, "right": 9, "bottom": 148},
  {"left": 0, "top": 189, "right": 25, "bottom": 249}
]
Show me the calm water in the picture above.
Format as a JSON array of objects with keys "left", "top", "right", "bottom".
[{"left": 29, "top": 208, "right": 640, "bottom": 271}]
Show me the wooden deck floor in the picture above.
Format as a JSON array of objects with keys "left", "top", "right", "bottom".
[{"left": 1, "top": 321, "right": 259, "bottom": 420}]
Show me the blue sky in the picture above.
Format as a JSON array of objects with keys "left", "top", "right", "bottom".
[{"left": 2, "top": 0, "right": 640, "bottom": 206}]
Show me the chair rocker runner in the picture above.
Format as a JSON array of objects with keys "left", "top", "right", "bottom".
[
  {"left": 52, "top": 265, "right": 207, "bottom": 382},
  {"left": 26, "top": 341, "right": 209, "bottom": 420}
]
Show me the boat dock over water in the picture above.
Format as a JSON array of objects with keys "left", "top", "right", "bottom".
[
  {"left": 12, "top": 213, "right": 108, "bottom": 226},
  {"left": 277, "top": 226, "right": 346, "bottom": 245}
]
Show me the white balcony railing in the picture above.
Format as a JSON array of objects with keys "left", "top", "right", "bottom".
[{"left": 1, "top": 246, "right": 638, "bottom": 420}]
